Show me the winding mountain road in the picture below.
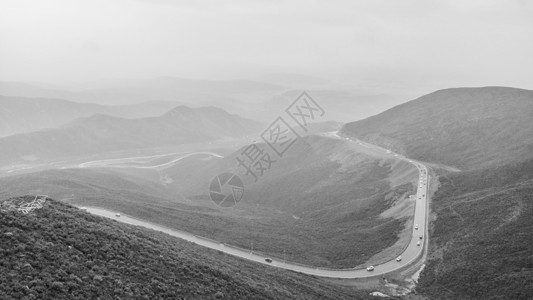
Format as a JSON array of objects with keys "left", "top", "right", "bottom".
[{"left": 85, "top": 132, "right": 430, "bottom": 278}]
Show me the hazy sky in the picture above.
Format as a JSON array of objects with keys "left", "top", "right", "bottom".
[{"left": 1, "top": 0, "right": 532, "bottom": 94}]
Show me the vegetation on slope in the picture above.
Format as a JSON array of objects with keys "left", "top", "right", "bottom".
[
  {"left": 341, "top": 87, "right": 533, "bottom": 170},
  {"left": 0, "top": 197, "right": 372, "bottom": 300},
  {"left": 417, "top": 159, "right": 533, "bottom": 299}
]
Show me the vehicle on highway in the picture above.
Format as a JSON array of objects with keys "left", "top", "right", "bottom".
[
  {"left": 265, "top": 258, "right": 272, "bottom": 263},
  {"left": 415, "top": 224, "right": 419, "bottom": 230},
  {"left": 419, "top": 235, "right": 423, "bottom": 239},
  {"left": 366, "top": 266, "right": 374, "bottom": 271},
  {"left": 115, "top": 213, "right": 121, "bottom": 217},
  {"left": 417, "top": 241, "right": 421, "bottom": 246},
  {"left": 396, "top": 256, "right": 402, "bottom": 262}
]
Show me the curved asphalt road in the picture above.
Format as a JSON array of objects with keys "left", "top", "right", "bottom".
[{"left": 84, "top": 132, "right": 430, "bottom": 278}]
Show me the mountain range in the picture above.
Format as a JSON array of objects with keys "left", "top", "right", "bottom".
[
  {"left": 0, "top": 95, "right": 181, "bottom": 137},
  {"left": 0, "top": 78, "right": 285, "bottom": 105},
  {"left": 0, "top": 106, "right": 262, "bottom": 166},
  {"left": 1, "top": 77, "right": 401, "bottom": 124}
]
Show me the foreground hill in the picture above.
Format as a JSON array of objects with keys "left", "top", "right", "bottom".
[
  {"left": 417, "top": 159, "right": 533, "bottom": 299},
  {"left": 340, "top": 87, "right": 533, "bottom": 170},
  {"left": 0, "top": 197, "right": 370, "bottom": 300},
  {"left": 0, "top": 106, "right": 262, "bottom": 166},
  {"left": 0, "top": 95, "right": 180, "bottom": 137}
]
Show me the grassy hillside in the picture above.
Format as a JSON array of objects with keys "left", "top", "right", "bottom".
[
  {"left": 417, "top": 159, "right": 533, "bottom": 299},
  {"left": 340, "top": 87, "right": 533, "bottom": 170},
  {"left": 0, "top": 197, "right": 372, "bottom": 300}
]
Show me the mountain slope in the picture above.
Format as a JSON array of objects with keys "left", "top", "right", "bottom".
[
  {"left": 87, "top": 135, "right": 418, "bottom": 268},
  {"left": 0, "top": 95, "right": 180, "bottom": 137},
  {"left": 418, "top": 159, "right": 533, "bottom": 299},
  {"left": 340, "top": 87, "right": 533, "bottom": 170},
  {"left": 0, "top": 106, "right": 262, "bottom": 165},
  {"left": 0, "top": 197, "right": 370, "bottom": 300}
]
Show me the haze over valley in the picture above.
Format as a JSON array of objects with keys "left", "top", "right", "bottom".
[{"left": 1, "top": 1, "right": 532, "bottom": 299}]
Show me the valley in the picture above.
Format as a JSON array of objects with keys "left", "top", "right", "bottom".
[
  {"left": 78, "top": 131, "right": 431, "bottom": 278},
  {"left": 0, "top": 131, "right": 422, "bottom": 270}
]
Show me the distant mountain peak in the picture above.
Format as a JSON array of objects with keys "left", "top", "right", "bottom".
[{"left": 164, "top": 105, "right": 193, "bottom": 114}]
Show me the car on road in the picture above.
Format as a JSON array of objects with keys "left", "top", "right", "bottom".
[
  {"left": 265, "top": 258, "right": 272, "bottom": 263},
  {"left": 396, "top": 256, "right": 402, "bottom": 262},
  {"left": 419, "top": 235, "right": 423, "bottom": 239},
  {"left": 366, "top": 266, "right": 374, "bottom": 271},
  {"left": 115, "top": 213, "right": 121, "bottom": 217},
  {"left": 417, "top": 241, "right": 421, "bottom": 246},
  {"left": 415, "top": 224, "right": 419, "bottom": 230}
]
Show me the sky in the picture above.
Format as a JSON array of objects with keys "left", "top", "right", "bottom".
[{"left": 1, "top": 0, "right": 532, "bottom": 95}]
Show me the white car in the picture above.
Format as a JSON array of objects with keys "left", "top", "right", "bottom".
[
  {"left": 417, "top": 241, "right": 421, "bottom": 246},
  {"left": 415, "top": 224, "right": 419, "bottom": 230},
  {"left": 396, "top": 256, "right": 402, "bottom": 262},
  {"left": 366, "top": 266, "right": 374, "bottom": 271}
]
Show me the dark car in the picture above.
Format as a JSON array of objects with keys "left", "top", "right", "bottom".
[{"left": 265, "top": 258, "right": 272, "bottom": 263}]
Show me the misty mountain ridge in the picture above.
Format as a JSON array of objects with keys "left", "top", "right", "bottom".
[
  {"left": 0, "top": 77, "right": 287, "bottom": 106},
  {"left": 0, "top": 95, "right": 182, "bottom": 137},
  {"left": 0, "top": 78, "right": 401, "bottom": 124},
  {"left": 0, "top": 105, "right": 262, "bottom": 166},
  {"left": 341, "top": 86, "right": 533, "bottom": 170}
]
